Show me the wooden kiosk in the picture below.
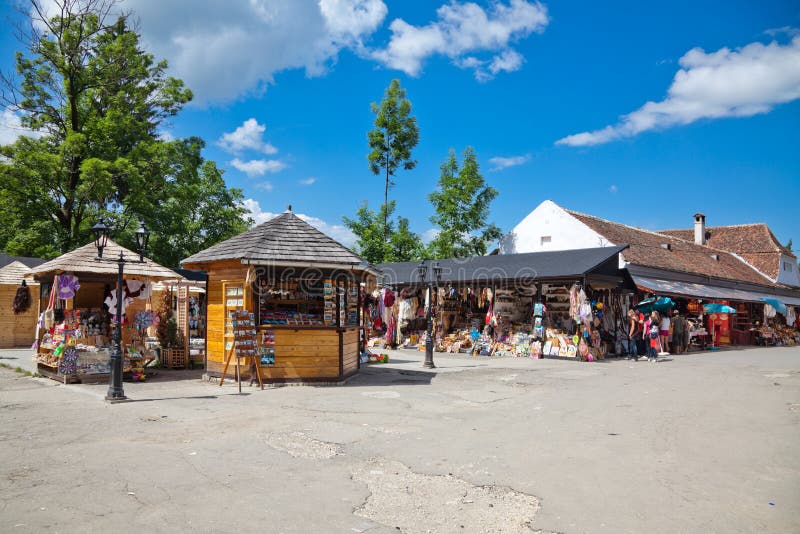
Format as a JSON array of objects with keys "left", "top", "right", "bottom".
[
  {"left": 26, "top": 240, "right": 183, "bottom": 383},
  {"left": 182, "top": 207, "right": 377, "bottom": 383}
]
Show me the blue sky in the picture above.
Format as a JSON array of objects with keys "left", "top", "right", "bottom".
[{"left": 1, "top": 0, "right": 798, "bottom": 249}]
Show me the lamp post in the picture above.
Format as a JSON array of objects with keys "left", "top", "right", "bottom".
[
  {"left": 417, "top": 260, "right": 442, "bottom": 369},
  {"left": 92, "top": 218, "right": 150, "bottom": 402}
]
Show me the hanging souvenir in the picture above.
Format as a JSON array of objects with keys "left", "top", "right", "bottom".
[
  {"left": 134, "top": 310, "right": 156, "bottom": 331},
  {"left": 43, "top": 274, "right": 59, "bottom": 329},
  {"left": 57, "top": 273, "right": 80, "bottom": 299},
  {"left": 12, "top": 281, "right": 31, "bottom": 314}
]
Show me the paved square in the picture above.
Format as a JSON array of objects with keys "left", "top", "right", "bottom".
[{"left": 1, "top": 347, "right": 798, "bottom": 533}]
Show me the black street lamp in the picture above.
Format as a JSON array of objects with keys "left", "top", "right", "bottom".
[
  {"left": 93, "top": 219, "right": 150, "bottom": 402},
  {"left": 417, "top": 260, "right": 442, "bottom": 369}
]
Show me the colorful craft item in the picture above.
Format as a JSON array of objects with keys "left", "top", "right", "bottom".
[{"left": 58, "top": 273, "right": 81, "bottom": 299}]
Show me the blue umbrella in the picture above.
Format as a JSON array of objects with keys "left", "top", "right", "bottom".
[
  {"left": 760, "top": 297, "right": 787, "bottom": 315},
  {"left": 635, "top": 297, "right": 674, "bottom": 314},
  {"left": 703, "top": 303, "right": 736, "bottom": 314}
]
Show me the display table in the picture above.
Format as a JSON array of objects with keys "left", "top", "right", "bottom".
[
  {"left": 688, "top": 329, "right": 711, "bottom": 350},
  {"left": 751, "top": 328, "right": 777, "bottom": 346},
  {"left": 35, "top": 347, "right": 110, "bottom": 383},
  {"left": 35, "top": 347, "right": 155, "bottom": 383}
]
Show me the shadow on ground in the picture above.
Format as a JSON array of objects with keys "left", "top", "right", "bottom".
[{"left": 346, "top": 366, "right": 434, "bottom": 387}]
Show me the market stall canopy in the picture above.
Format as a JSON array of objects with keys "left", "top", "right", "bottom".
[
  {"left": 181, "top": 208, "right": 377, "bottom": 274},
  {"left": 378, "top": 245, "right": 629, "bottom": 287},
  {"left": 759, "top": 297, "right": 787, "bottom": 315},
  {"left": 0, "top": 261, "right": 39, "bottom": 286},
  {"left": 26, "top": 239, "right": 183, "bottom": 282},
  {"left": 631, "top": 274, "right": 800, "bottom": 306}
]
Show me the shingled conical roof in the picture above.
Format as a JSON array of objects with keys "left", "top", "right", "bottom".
[
  {"left": 28, "top": 239, "right": 183, "bottom": 281},
  {"left": 181, "top": 209, "right": 368, "bottom": 268}
]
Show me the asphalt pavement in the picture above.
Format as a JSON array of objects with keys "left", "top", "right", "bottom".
[{"left": 1, "top": 345, "right": 798, "bottom": 533}]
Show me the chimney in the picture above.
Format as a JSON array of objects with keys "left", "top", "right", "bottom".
[{"left": 694, "top": 213, "right": 706, "bottom": 245}]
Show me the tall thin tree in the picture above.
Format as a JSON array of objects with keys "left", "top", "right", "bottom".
[
  {"left": 367, "top": 79, "right": 419, "bottom": 242},
  {"left": 428, "top": 147, "right": 502, "bottom": 259}
]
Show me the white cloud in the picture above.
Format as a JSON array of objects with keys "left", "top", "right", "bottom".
[
  {"left": 422, "top": 228, "right": 440, "bottom": 244},
  {"left": 765, "top": 26, "right": 800, "bottom": 37},
  {"left": 243, "top": 198, "right": 357, "bottom": 247},
  {"left": 157, "top": 130, "right": 175, "bottom": 142},
  {"left": 488, "top": 153, "right": 530, "bottom": 171},
  {"left": 33, "top": 0, "right": 544, "bottom": 103},
  {"left": 230, "top": 158, "right": 287, "bottom": 177},
  {"left": 0, "top": 109, "right": 43, "bottom": 145},
  {"left": 75, "top": 0, "right": 390, "bottom": 105},
  {"left": 218, "top": 118, "right": 278, "bottom": 154},
  {"left": 298, "top": 177, "right": 317, "bottom": 185},
  {"left": 255, "top": 181, "right": 274, "bottom": 192},
  {"left": 609, "top": 184, "right": 618, "bottom": 193},
  {"left": 557, "top": 35, "right": 800, "bottom": 147},
  {"left": 370, "top": 0, "right": 548, "bottom": 81},
  {"left": 320, "top": 0, "right": 388, "bottom": 44},
  {"left": 488, "top": 49, "right": 524, "bottom": 75},
  {"left": 242, "top": 199, "right": 276, "bottom": 225}
]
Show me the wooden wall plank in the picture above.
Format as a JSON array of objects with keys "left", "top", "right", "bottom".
[
  {"left": 275, "top": 345, "right": 339, "bottom": 357},
  {"left": 268, "top": 356, "right": 339, "bottom": 368},
  {"left": 207, "top": 360, "right": 340, "bottom": 379},
  {"left": 1, "top": 286, "right": 39, "bottom": 348}
]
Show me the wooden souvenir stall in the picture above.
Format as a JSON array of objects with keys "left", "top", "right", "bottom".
[
  {"left": 150, "top": 272, "right": 208, "bottom": 369},
  {"left": 26, "top": 239, "right": 183, "bottom": 383},
  {"left": 0, "top": 261, "right": 40, "bottom": 348},
  {"left": 182, "top": 207, "right": 377, "bottom": 383}
]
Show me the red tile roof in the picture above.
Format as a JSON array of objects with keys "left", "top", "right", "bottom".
[
  {"left": 566, "top": 211, "right": 775, "bottom": 286},
  {"left": 659, "top": 223, "right": 795, "bottom": 280}
]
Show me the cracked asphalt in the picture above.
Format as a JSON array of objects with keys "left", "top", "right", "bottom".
[{"left": 1, "top": 346, "right": 798, "bottom": 533}]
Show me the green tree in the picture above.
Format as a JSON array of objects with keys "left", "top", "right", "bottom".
[
  {"left": 388, "top": 217, "right": 426, "bottom": 263},
  {"left": 343, "top": 201, "right": 394, "bottom": 265},
  {"left": 343, "top": 202, "right": 426, "bottom": 264},
  {"left": 367, "top": 79, "right": 420, "bottom": 242},
  {"left": 428, "top": 147, "right": 502, "bottom": 259},
  {"left": 0, "top": 0, "right": 248, "bottom": 266},
  {"left": 134, "top": 139, "right": 251, "bottom": 267}
]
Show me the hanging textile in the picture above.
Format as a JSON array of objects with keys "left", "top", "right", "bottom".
[
  {"left": 378, "top": 288, "right": 386, "bottom": 322},
  {"left": 12, "top": 281, "right": 31, "bottom": 314},
  {"left": 569, "top": 285, "right": 579, "bottom": 320},
  {"left": 43, "top": 275, "right": 60, "bottom": 329},
  {"left": 786, "top": 306, "right": 796, "bottom": 326},
  {"left": 57, "top": 273, "right": 80, "bottom": 300},
  {"left": 125, "top": 279, "right": 145, "bottom": 298},
  {"left": 385, "top": 314, "right": 396, "bottom": 344}
]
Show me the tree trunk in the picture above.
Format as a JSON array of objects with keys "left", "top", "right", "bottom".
[{"left": 384, "top": 165, "right": 389, "bottom": 244}]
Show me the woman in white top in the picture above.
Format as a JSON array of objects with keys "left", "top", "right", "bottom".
[{"left": 660, "top": 313, "right": 671, "bottom": 353}]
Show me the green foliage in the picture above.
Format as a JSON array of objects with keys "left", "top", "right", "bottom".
[
  {"left": 343, "top": 202, "right": 392, "bottom": 265},
  {"left": 367, "top": 79, "right": 420, "bottom": 240},
  {"left": 343, "top": 201, "right": 426, "bottom": 264},
  {"left": 428, "top": 147, "right": 502, "bottom": 259},
  {"left": 166, "top": 316, "right": 180, "bottom": 348},
  {"left": 0, "top": 1, "right": 249, "bottom": 266},
  {"left": 156, "top": 289, "right": 173, "bottom": 348},
  {"left": 389, "top": 217, "right": 426, "bottom": 263}
]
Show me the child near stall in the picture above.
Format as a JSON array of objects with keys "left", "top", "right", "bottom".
[{"left": 648, "top": 311, "right": 661, "bottom": 362}]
